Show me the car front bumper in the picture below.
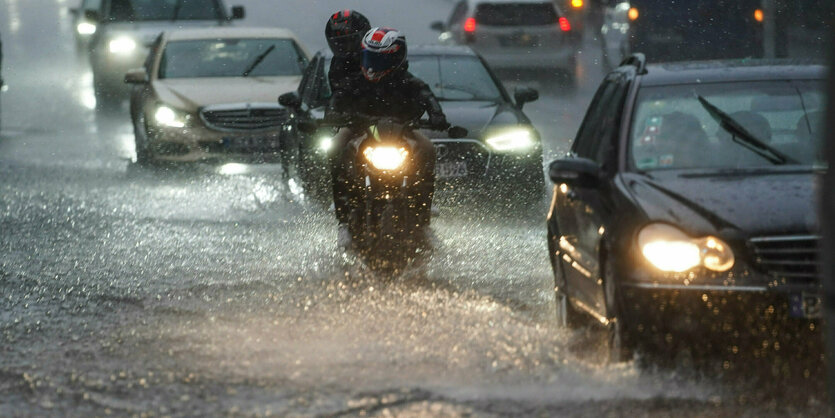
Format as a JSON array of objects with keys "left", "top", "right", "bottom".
[{"left": 147, "top": 123, "right": 285, "bottom": 163}]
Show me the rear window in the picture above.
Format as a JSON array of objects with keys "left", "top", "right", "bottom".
[{"left": 474, "top": 2, "right": 559, "bottom": 26}]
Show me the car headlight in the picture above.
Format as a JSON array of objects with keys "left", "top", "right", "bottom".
[
  {"left": 363, "top": 146, "right": 408, "bottom": 171},
  {"left": 318, "top": 136, "right": 334, "bottom": 152},
  {"left": 485, "top": 128, "right": 534, "bottom": 151},
  {"left": 77, "top": 22, "right": 97, "bottom": 35},
  {"left": 154, "top": 106, "right": 186, "bottom": 128},
  {"left": 638, "top": 223, "right": 735, "bottom": 273},
  {"left": 109, "top": 37, "right": 137, "bottom": 54}
]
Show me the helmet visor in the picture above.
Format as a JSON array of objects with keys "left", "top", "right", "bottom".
[{"left": 361, "top": 49, "right": 403, "bottom": 81}]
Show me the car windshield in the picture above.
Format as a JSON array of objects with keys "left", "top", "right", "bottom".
[
  {"left": 159, "top": 39, "right": 307, "bottom": 79},
  {"left": 408, "top": 55, "right": 504, "bottom": 101},
  {"left": 474, "top": 3, "right": 559, "bottom": 26},
  {"left": 630, "top": 81, "right": 825, "bottom": 171},
  {"left": 107, "top": 0, "right": 223, "bottom": 22}
]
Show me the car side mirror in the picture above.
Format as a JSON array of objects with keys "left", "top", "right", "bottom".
[
  {"left": 124, "top": 69, "right": 149, "bottom": 84},
  {"left": 278, "top": 92, "right": 301, "bottom": 109},
  {"left": 448, "top": 126, "right": 468, "bottom": 139},
  {"left": 549, "top": 157, "right": 600, "bottom": 188},
  {"left": 84, "top": 9, "right": 100, "bottom": 22},
  {"left": 231, "top": 6, "right": 245, "bottom": 20},
  {"left": 430, "top": 21, "right": 446, "bottom": 32},
  {"left": 514, "top": 87, "right": 539, "bottom": 109}
]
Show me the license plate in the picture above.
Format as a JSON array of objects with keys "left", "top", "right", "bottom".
[
  {"left": 789, "top": 292, "right": 822, "bottom": 319},
  {"left": 499, "top": 34, "right": 540, "bottom": 47},
  {"left": 437, "top": 161, "right": 467, "bottom": 178},
  {"left": 222, "top": 137, "right": 270, "bottom": 151}
]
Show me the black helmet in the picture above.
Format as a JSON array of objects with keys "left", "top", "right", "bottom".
[
  {"left": 361, "top": 28, "right": 407, "bottom": 82},
  {"left": 325, "top": 10, "right": 371, "bottom": 56}
]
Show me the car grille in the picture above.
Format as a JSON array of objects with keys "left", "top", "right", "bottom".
[
  {"left": 200, "top": 104, "right": 288, "bottom": 132},
  {"left": 749, "top": 235, "right": 821, "bottom": 285}
]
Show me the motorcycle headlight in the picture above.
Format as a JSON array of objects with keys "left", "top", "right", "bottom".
[
  {"left": 363, "top": 146, "right": 408, "bottom": 171},
  {"left": 485, "top": 128, "right": 534, "bottom": 151},
  {"left": 318, "top": 136, "right": 334, "bottom": 152},
  {"left": 109, "top": 37, "right": 137, "bottom": 54},
  {"left": 638, "top": 223, "right": 735, "bottom": 273},
  {"left": 77, "top": 22, "right": 97, "bottom": 35},
  {"left": 154, "top": 106, "right": 186, "bottom": 128}
]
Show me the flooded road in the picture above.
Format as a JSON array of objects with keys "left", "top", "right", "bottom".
[{"left": 0, "top": 0, "right": 828, "bottom": 415}]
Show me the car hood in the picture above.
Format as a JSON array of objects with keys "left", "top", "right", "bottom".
[
  {"left": 422, "top": 100, "right": 529, "bottom": 139},
  {"left": 622, "top": 169, "right": 820, "bottom": 238},
  {"left": 152, "top": 76, "right": 302, "bottom": 112},
  {"left": 100, "top": 21, "right": 228, "bottom": 46}
]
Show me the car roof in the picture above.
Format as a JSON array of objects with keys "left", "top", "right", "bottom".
[
  {"left": 317, "top": 45, "right": 479, "bottom": 59},
  {"left": 164, "top": 27, "right": 300, "bottom": 42},
  {"left": 637, "top": 60, "right": 827, "bottom": 86}
]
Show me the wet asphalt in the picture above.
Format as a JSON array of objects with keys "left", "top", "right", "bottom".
[{"left": 0, "top": 0, "right": 829, "bottom": 416}]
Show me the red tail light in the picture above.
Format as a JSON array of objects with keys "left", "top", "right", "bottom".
[
  {"left": 464, "top": 17, "right": 476, "bottom": 32},
  {"left": 559, "top": 17, "right": 571, "bottom": 32}
]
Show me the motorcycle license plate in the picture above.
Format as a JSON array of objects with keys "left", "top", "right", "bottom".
[
  {"left": 789, "top": 292, "right": 822, "bottom": 319},
  {"left": 437, "top": 161, "right": 467, "bottom": 178}
]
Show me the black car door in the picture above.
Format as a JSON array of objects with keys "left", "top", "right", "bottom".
[{"left": 556, "top": 72, "right": 629, "bottom": 315}]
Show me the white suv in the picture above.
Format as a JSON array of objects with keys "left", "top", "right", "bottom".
[{"left": 431, "top": 0, "right": 579, "bottom": 80}]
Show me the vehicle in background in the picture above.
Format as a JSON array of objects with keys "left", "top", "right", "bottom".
[
  {"left": 126, "top": 27, "right": 308, "bottom": 164},
  {"left": 86, "top": 0, "right": 245, "bottom": 109},
  {"left": 600, "top": 0, "right": 764, "bottom": 65},
  {"left": 557, "top": 0, "right": 587, "bottom": 40},
  {"left": 430, "top": 0, "right": 579, "bottom": 82},
  {"left": 547, "top": 56, "right": 825, "bottom": 361},
  {"left": 69, "top": 0, "right": 102, "bottom": 56},
  {"left": 280, "top": 46, "right": 544, "bottom": 205}
]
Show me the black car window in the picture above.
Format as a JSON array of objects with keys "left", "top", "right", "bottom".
[
  {"left": 448, "top": 1, "right": 468, "bottom": 26},
  {"left": 594, "top": 73, "right": 630, "bottom": 168},
  {"left": 572, "top": 79, "right": 619, "bottom": 160},
  {"left": 143, "top": 34, "right": 163, "bottom": 72},
  {"left": 106, "top": 0, "right": 223, "bottom": 22},
  {"left": 301, "top": 58, "right": 329, "bottom": 109},
  {"left": 297, "top": 56, "right": 319, "bottom": 106},
  {"left": 474, "top": 3, "right": 559, "bottom": 26},
  {"left": 408, "top": 56, "right": 503, "bottom": 102}
]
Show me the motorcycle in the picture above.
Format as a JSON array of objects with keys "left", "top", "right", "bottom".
[{"left": 306, "top": 115, "right": 467, "bottom": 253}]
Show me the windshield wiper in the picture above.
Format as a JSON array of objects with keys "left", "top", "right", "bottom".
[
  {"left": 242, "top": 45, "right": 276, "bottom": 77},
  {"left": 696, "top": 95, "right": 797, "bottom": 165},
  {"left": 171, "top": 0, "right": 183, "bottom": 21}
]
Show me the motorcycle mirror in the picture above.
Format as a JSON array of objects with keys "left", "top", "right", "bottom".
[
  {"left": 448, "top": 126, "right": 468, "bottom": 139},
  {"left": 297, "top": 121, "right": 318, "bottom": 135}
]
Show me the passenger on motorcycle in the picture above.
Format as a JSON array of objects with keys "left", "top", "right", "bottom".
[{"left": 327, "top": 27, "right": 449, "bottom": 247}]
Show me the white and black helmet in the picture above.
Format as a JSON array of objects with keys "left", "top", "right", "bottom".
[{"left": 360, "top": 27, "right": 407, "bottom": 82}]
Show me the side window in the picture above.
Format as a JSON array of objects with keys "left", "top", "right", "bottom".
[
  {"left": 594, "top": 74, "right": 630, "bottom": 169},
  {"left": 448, "top": 1, "right": 468, "bottom": 27},
  {"left": 572, "top": 80, "right": 617, "bottom": 159},
  {"left": 297, "top": 57, "right": 320, "bottom": 106}
]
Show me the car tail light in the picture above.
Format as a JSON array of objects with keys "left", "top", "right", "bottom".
[
  {"left": 628, "top": 7, "right": 639, "bottom": 21},
  {"left": 464, "top": 17, "right": 476, "bottom": 32},
  {"left": 559, "top": 17, "right": 571, "bottom": 32},
  {"left": 754, "top": 8, "right": 764, "bottom": 22}
]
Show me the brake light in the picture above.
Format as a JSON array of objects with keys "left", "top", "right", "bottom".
[
  {"left": 464, "top": 17, "right": 476, "bottom": 32},
  {"left": 559, "top": 17, "right": 571, "bottom": 32},
  {"left": 628, "top": 7, "right": 639, "bottom": 21},
  {"left": 571, "top": 0, "right": 583, "bottom": 8},
  {"left": 754, "top": 9, "right": 764, "bottom": 22}
]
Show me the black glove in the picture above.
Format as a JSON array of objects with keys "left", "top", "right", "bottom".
[{"left": 429, "top": 113, "right": 450, "bottom": 131}]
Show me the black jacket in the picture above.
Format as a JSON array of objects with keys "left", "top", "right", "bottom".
[{"left": 327, "top": 63, "right": 445, "bottom": 123}]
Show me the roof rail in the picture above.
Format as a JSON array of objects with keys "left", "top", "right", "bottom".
[{"left": 619, "top": 53, "right": 648, "bottom": 75}]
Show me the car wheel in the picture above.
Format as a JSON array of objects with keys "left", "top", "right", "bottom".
[
  {"left": 133, "top": 113, "right": 153, "bottom": 165},
  {"left": 603, "top": 254, "right": 635, "bottom": 363}
]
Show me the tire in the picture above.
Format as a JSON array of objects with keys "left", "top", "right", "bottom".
[
  {"left": 133, "top": 113, "right": 153, "bottom": 165},
  {"left": 603, "top": 254, "right": 635, "bottom": 363}
]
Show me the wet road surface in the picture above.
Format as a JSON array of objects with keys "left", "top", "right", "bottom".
[{"left": 0, "top": 0, "right": 828, "bottom": 415}]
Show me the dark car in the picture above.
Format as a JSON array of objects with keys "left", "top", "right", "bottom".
[
  {"left": 546, "top": 56, "right": 825, "bottom": 361},
  {"left": 69, "top": 0, "right": 102, "bottom": 56},
  {"left": 279, "top": 45, "right": 544, "bottom": 205},
  {"left": 618, "top": 0, "right": 764, "bottom": 62}
]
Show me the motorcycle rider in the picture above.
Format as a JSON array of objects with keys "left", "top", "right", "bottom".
[
  {"left": 327, "top": 27, "right": 449, "bottom": 247},
  {"left": 324, "top": 10, "right": 370, "bottom": 97}
]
